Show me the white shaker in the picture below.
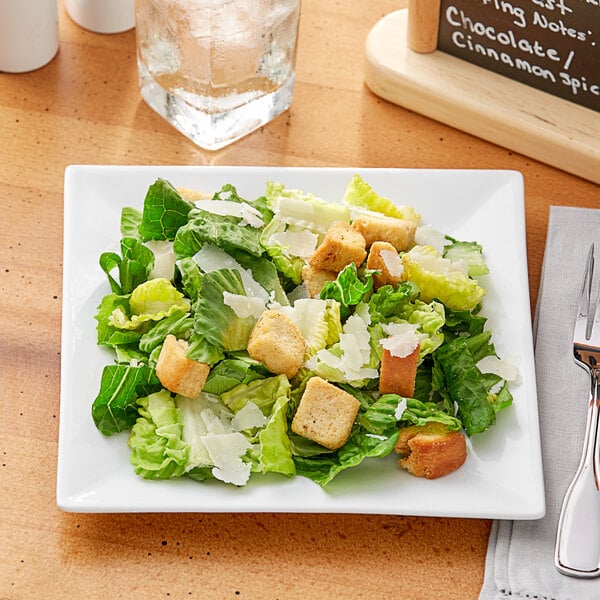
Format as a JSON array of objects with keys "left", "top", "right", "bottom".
[
  {"left": 65, "top": 0, "right": 135, "bottom": 34},
  {"left": 0, "top": 0, "right": 59, "bottom": 73}
]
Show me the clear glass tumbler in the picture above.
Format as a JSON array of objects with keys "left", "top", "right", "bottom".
[{"left": 135, "top": 0, "right": 301, "bottom": 151}]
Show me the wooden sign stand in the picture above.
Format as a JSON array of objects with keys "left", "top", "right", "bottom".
[{"left": 364, "top": 1, "right": 600, "bottom": 184}]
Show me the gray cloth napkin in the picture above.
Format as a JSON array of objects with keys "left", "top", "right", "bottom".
[{"left": 479, "top": 206, "right": 600, "bottom": 600}]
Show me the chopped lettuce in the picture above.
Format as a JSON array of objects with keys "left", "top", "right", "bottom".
[
  {"left": 192, "top": 269, "right": 257, "bottom": 352},
  {"left": 279, "top": 298, "right": 342, "bottom": 358},
  {"left": 92, "top": 364, "right": 162, "bottom": 435},
  {"left": 128, "top": 390, "right": 190, "bottom": 479},
  {"left": 174, "top": 209, "right": 264, "bottom": 258},
  {"left": 91, "top": 175, "right": 515, "bottom": 489},
  {"left": 108, "top": 278, "right": 190, "bottom": 330},
  {"left": 319, "top": 263, "right": 375, "bottom": 320},
  {"left": 100, "top": 237, "right": 154, "bottom": 295},
  {"left": 306, "top": 305, "right": 379, "bottom": 386},
  {"left": 443, "top": 239, "right": 489, "bottom": 277},
  {"left": 175, "top": 393, "right": 253, "bottom": 486},
  {"left": 202, "top": 358, "right": 269, "bottom": 395},
  {"left": 402, "top": 245, "right": 485, "bottom": 311},
  {"left": 139, "top": 178, "right": 195, "bottom": 242},
  {"left": 121, "top": 206, "right": 142, "bottom": 239},
  {"left": 261, "top": 181, "right": 351, "bottom": 284},
  {"left": 293, "top": 426, "right": 398, "bottom": 487},
  {"left": 343, "top": 174, "right": 421, "bottom": 224},
  {"left": 432, "top": 335, "right": 497, "bottom": 436},
  {"left": 265, "top": 181, "right": 350, "bottom": 233}
]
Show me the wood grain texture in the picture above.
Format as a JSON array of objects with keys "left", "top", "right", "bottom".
[
  {"left": 365, "top": 10, "right": 600, "bottom": 184},
  {"left": 1, "top": 1, "right": 598, "bottom": 599}
]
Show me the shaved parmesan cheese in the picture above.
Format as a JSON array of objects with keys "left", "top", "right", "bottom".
[
  {"left": 407, "top": 245, "right": 469, "bottom": 277},
  {"left": 477, "top": 355, "right": 522, "bottom": 384},
  {"left": 268, "top": 229, "right": 318, "bottom": 258},
  {"left": 145, "top": 240, "right": 176, "bottom": 280},
  {"left": 202, "top": 432, "right": 252, "bottom": 486},
  {"left": 223, "top": 291, "right": 265, "bottom": 319},
  {"left": 415, "top": 225, "right": 447, "bottom": 253},
  {"left": 231, "top": 402, "right": 268, "bottom": 431},
  {"left": 307, "top": 309, "right": 378, "bottom": 382},
  {"left": 380, "top": 322, "right": 419, "bottom": 358},
  {"left": 380, "top": 249, "right": 404, "bottom": 278},
  {"left": 194, "top": 244, "right": 270, "bottom": 301},
  {"left": 195, "top": 199, "right": 264, "bottom": 227},
  {"left": 395, "top": 398, "right": 408, "bottom": 420},
  {"left": 201, "top": 407, "right": 228, "bottom": 435}
]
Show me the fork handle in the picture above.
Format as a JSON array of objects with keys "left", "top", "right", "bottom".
[{"left": 555, "top": 368, "right": 600, "bottom": 577}]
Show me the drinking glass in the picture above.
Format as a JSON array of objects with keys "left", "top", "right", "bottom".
[{"left": 135, "top": 0, "right": 301, "bottom": 150}]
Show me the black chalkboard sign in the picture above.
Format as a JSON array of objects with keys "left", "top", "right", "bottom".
[{"left": 437, "top": 0, "right": 599, "bottom": 112}]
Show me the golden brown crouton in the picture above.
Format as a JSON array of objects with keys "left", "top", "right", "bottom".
[
  {"left": 155, "top": 334, "right": 210, "bottom": 398},
  {"left": 351, "top": 214, "right": 416, "bottom": 251},
  {"left": 247, "top": 310, "right": 306, "bottom": 379},
  {"left": 301, "top": 265, "right": 338, "bottom": 298},
  {"left": 379, "top": 343, "right": 420, "bottom": 397},
  {"left": 366, "top": 241, "right": 405, "bottom": 289},
  {"left": 291, "top": 377, "right": 360, "bottom": 450},
  {"left": 394, "top": 422, "right": 467, "bottom": 479},
  {"left": 308, "top": 222, "right": 367, "bottom": 273},
  {"left": 176, "top": 187, "right": 211, "bottom": 201}
]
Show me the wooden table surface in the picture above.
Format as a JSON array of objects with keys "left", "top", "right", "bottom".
[{"left": 1, "top": 1, "right": 598, "bottom": 599}]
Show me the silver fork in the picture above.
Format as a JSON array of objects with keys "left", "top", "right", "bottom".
[{"left": 555, "top": 243, "right": 600, "bottom": 578}]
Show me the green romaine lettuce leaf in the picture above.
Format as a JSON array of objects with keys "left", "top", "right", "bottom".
[
  {"left": 175, "top": 257, "right": 204, "bottom": 301},
  {"left": 221, "top": 374, "right": 291, "bottom": 415},
  {"left": 357, "top": 392, "right": 403, "bottom": 435},
  {"left": 281, "top": 298, "right": 342, "bottom": 359},
  {"left": 260, "top": 181, "right": 351, "bottom": 284},
  {"left": 173, "top": 208, "right": 264, "bottom": 258},
  {"left": 396, "top": 396, "right": 463, "bottom": 430},
  {"left": 293, "top": 427, "right": 398, "bottom": 487},
  {"left": 443, "top": 239, "right": 489, "bottom": 277},
  {"left": 128, "top": 390, "right": 190, "bottom": 479},
  {"left": 95, "top": 294, "right": 143, "bottom": 347},
  {"left": 265, "top": 181, "right": 350, "bottom": 232},
  {"left": 343, "top": 174, "right": 421, "bottom": 224},
  {"left": 139, "top": 178, "right": 195, "bottom": 242},
  {"left": 99, "top": 237, "right": 154, "bottom": 295},
  {"left": 138, "top": 309, "right": 192, "bottom": 355},
  {"left": 402, "top": 245, "right": 485, "bottom": 311},
  {"left": 432, "top": 335, "right": 496, "bottom": 435},
  {"left": 120, "top": 206, "right": 142, "bottom": 239},
  {"left": 91, "top": 364, "right": 162, "bottom": 435},
  {"left": 193, "top": 269, "right": 256, "bottom": 352},
  {"left": 202, "top": 358, "right": 268, "bottom": 395},
  {"left": 319, "top": 263, "right": 375, "bottom": 320},
  {"left": 253, "top": 393, "right": 295, "bottom": 477},
  {"left": 109, "top": 278, "right": 190, "bottom": 331}
]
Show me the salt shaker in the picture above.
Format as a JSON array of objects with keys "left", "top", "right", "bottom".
[
  {"left": 65, "top": 0, "right": 135, "bottom": 34},
  {"left": 0, "top": 0, "right": 59, "bottom": 73}
]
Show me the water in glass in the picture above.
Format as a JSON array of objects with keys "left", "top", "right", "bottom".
[{"left": 135, "top": 0, "right": 301, "bottom": 150}]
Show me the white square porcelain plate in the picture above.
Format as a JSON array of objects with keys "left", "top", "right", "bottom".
[{"left": 58, "top": 165, "right": 544, "bottom": 517}]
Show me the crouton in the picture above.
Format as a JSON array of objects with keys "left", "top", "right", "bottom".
[
  {"left": 247, "top": 310, "right": 306, "bottom": 379},
  {"left": 176, "top": 187, "right": 211, "bottom": 201},
  {"left": 301, "top": 264, "right": 338, "bottom": 298},
  {"left": 291, "top": 376, "right": 360, "bottom": 450},
  {"left": 155, "top": 334, "right": 210, "bottom": 398},
  {"left": 308, "top": 222, "right": 367, "bottom": 273},
  {"left": 366, "top": 241, "right": 405, "bottom": 289},
  {"left": 351, "top": 214, "right": 416, "bottom": 251},
  {"left": 394, "top": 422, "right": 467, "bottom": 479},
  {"left": 379, "top": 343, "right": 419, "bottom": 397}
]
